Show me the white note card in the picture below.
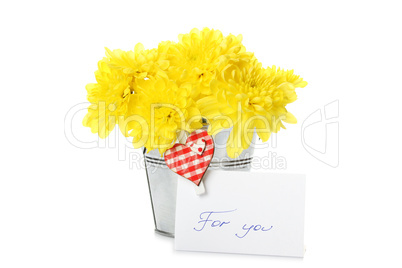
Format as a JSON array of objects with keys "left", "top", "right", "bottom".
[{"left": 175, "top": 170, "right": 306, "bottom": 257}]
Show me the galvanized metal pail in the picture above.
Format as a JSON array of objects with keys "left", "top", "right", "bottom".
[{"left": 143, "top": 128, "right": 256, "bottom": 237}]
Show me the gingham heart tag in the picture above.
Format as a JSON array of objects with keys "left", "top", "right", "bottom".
[{"left": 164, "top": 130, "right": 214, "bottom": 186}]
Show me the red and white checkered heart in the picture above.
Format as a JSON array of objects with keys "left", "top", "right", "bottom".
[{"left": 164, "top": 130, "right": 214, "bottom": 186}]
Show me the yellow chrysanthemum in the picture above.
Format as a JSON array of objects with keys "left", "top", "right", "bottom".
[
  {"left": 83, "top": 60, "right": 132, "bottom": 138},
  {"left": 167, "top": 27, "right": 253, "bottom": 100},
  {"left": 124, "top": 76, "right": 203, "bottom": 155},
  {"left": 198, "top": 58, "right": 307, "bottom": 158},
  {"left": 105, "top": 42, "right": 172, "bottom": 91},
  {"left": 83, "top": 42, "right": 173, "bottom": 138}
]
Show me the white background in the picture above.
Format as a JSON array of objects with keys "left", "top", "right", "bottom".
[{"left": 1, "top": 0, "right": 401, "bottom": 267}]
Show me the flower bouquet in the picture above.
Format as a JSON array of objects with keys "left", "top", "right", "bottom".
[{"left": 83, "top": 28, "right": 307, "bottom": 236}]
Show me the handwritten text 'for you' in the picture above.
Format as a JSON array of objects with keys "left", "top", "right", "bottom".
[{"left": 193, "top": 209, "right": 273, "bottom": 238}]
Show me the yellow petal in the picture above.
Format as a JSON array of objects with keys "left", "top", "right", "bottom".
[
  {"left": 134, "top": 43, "right": 144, "bottom": 52},
  {"left": 157, "top": 60, "right": 169, "bottom": 70},
  {"left": 283, "top": 112, "right": 297, "bottom": 124}
]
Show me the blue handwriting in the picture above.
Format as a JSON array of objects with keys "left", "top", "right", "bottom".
[
  {"left": 193, "top": 209, "right": 273, "bottom": 238},
  {"left": 193, "top": 209, "right": 237, "bottom": 231},
  {"left": 235, "top": 224, "right": 273, "bottom": 239}
]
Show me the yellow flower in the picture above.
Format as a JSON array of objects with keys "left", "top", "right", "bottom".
[
  {"left": 105, "top": 43, "right": 170, "bottom": 77},
  {"left": 125, "top": 76, "right": 203, "bottom": 155},
  {"left": 83, "top": 60, "right": 132, "bottom": 138},
  {"left": 167, "top": 27, "right": 253, "bottom": 100},
  {"left": 83, "top": 42, "right": 173, "bottom": 138},
  {"left": 105, "top": 42, "right": 172, "bottom": 92},
  {"left": 198, "top": 58, "right": 307, "bottom": 158}
]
